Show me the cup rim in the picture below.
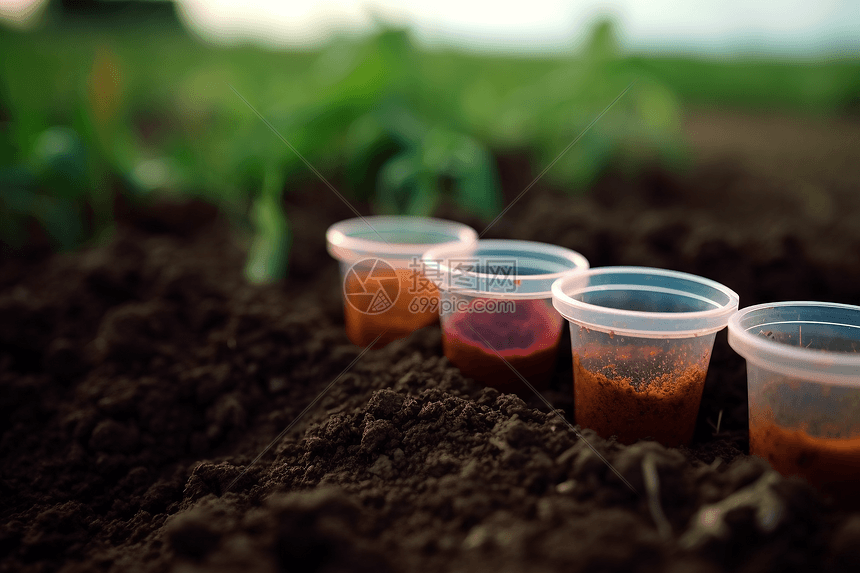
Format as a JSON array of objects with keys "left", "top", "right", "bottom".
[
  {"left": 727, "top": 301, "right": 860, "bottom": 387},
  {"left": 421, "top": 239, "right": 590, "bottom": 300},
  {"left": 551, "top": 266, "right": 740, "bottom": 338},
  {"left": 326, "top": 216, "right": 478, "bottom": 261}
]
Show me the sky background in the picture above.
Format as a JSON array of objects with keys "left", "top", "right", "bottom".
[{"left": 1, "top": 0, "right": 859, "bottom": 57}]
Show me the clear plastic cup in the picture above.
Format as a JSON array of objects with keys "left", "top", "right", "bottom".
[
  {"left": 421, "top": 239, "right": 589, "bottom": 395},
  {"left": 326, "top": 216, "right": 478, "bottom": 348},
  {"left": 728, "top": 302, "right": 860, "bottom": 505},
  {"left": 551, "top": 267, "right": 739, "bottom": 447}
]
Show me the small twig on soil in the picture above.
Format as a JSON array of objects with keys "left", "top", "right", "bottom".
[
  {"left": 224, "top": 331, "right": 386, "bottom": 493},
  {"left": 706, "top": 409, "right": 724, "bottom": 436},
  {"left": 464, "top": 324, "right": 639, "bottom": 495},
  {"left": 642, "top": 453, "right": 673, "bottom": 541}
]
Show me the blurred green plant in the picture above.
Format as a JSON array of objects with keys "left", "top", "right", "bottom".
[
  {"left": 181, "top": 28, "right": 506, "bottom": 281},
  {"left": 244, "top": 165, "right": 290, "bottom": 283},
  {"left": 345, "top": 100, "right": 503, "bottom": 219},
  {"left": 8, "top": 16, "right": 854, "bottom": 279},
  {"left": 0, "top": 19, "right": 674, "bottom": 277},
  {"left": 467, "top": 19, "right": 686, "bottom": 190},
  {"left": 0, "top": 40, "right": 132, "bottom": 251}
]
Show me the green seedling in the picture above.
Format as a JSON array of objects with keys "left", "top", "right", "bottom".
[{"left": 244, "top": 165, "right": 290, "bottom": 284}]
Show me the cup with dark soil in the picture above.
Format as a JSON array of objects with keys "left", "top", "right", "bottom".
[
  {"left": 728, "top": 301, "right": 860, "bottom": 506},
  {"left": 552, "top": 266, "right": 739, "bottom": 447},
  {"left": 422, "top": 239, "right": 589, "bottom": 395}
]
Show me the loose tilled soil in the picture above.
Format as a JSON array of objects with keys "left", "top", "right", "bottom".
[{"left": 3, "top": 110, "right": 860, "bottom": 572}]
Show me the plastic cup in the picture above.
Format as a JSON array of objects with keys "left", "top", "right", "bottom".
[
  {"left": 551, "top": 267, "right": 739, "bottom": 447},
  {"left": 421, "top": 239, "right": 589, "bottom": 395},
  {"left": 326, "top": 216, "right": 478, "bottom": 348},
  {"left": 728, "top": 302, "right": 860, "bottom": 505}
]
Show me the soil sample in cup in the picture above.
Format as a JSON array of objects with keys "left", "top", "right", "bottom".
[
  {"left": 342, "top": 263, "right": 439, "bottom": 348},
  {"left": 442, "top": 297, "right": 563, "bottom": 395},
  {"left": 552, "top": 266, "right": 739, "bottom": 448},
  {"left": 327, "top": 216, "right": 478, "bottom": 349},
  {"left": 750, "top": 414, "right": 860, "bottom": 507},
  {"left": 728, "top": 301, "right": 860, "bottom": 507},
  {"left": 423, "top": 239, "right": 590, "bottom": 395},
  {"left": 572, "top": 340, "right": 708, "bottom": 447}
]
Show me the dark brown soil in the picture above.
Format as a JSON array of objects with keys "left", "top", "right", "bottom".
[{"left": 2, "top": 110, "right": 860, "bottom": 572}]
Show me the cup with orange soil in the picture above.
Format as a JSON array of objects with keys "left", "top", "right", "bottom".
[
  {"left": 326, "top": 216, "right": 478, "bottom": 348},
  {"left": 551, "top": 267, "right": 739, "bottom": 448},
  {"left": 420, "top": 239, "right": 589, "bottom": 396},
  {"left": 728, "top": 301, "right": 860, "bottom": 507}
]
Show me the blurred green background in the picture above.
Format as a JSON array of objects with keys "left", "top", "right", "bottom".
[{"left": 1, "top": 1, "right": 858, "bottom": 281}]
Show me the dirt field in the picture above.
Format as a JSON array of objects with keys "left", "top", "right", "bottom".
[{"left": 2, "top": 109, "right": 860, "bottom": 572}]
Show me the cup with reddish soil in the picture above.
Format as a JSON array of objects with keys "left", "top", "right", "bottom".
[
  {"left": 551, "top": 267, "right": 739, "bottom": 447},
  {"left": 728, "top": 301, "right": 860, "bottom": 507},
  {"left": 326, "top": 216, "right": 477, "bottom": 348},
  {"left": 421, "top": 239, "right": 589, "bottom": 396}
]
